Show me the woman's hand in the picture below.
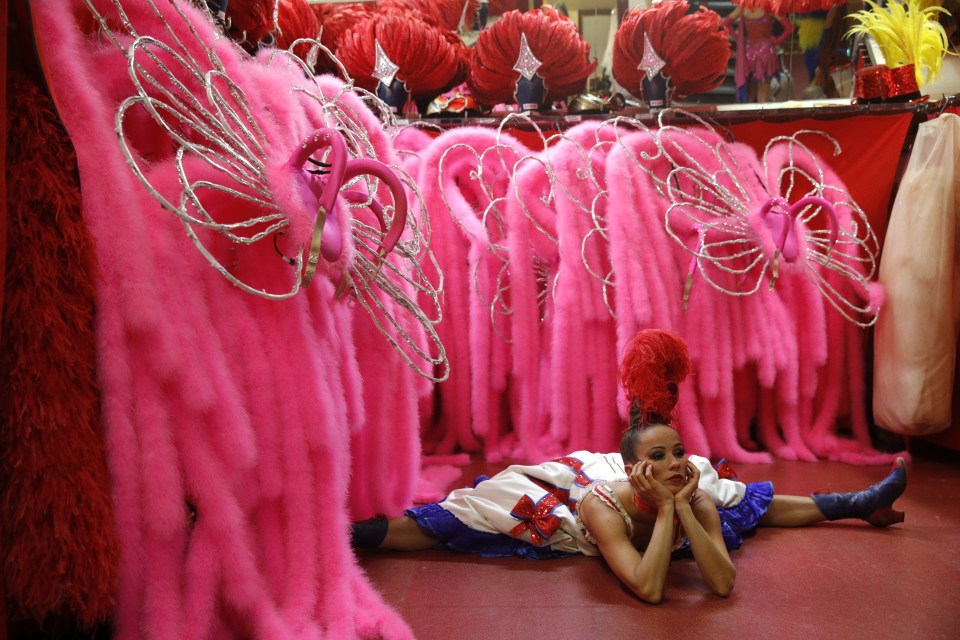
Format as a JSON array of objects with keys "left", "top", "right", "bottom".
[
  {"left": 629, "top": 461, "right": 675, "bottom": 511},
  {"left": 674, "top": 460, "right": 700, "bottom": 506}
]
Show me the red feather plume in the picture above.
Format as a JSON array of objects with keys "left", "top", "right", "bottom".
[
  {"left": 431, "top": 0, "right": 480, "bottom": 31},
  {"left": 613, "top": 0, "right": 731, "bottom": 99},
  {"left": 3, "top": 72, "right": 119, "bottom": 630},
  {"left": 275, "top": 0, "right": 320, "bottom": 63},
  {"left": 618, "top": 329, "right": 691, "bottom": 424},
  {"left": 737, "top": 0, "right": 846, "bottom": 17},
  {"left": 377, "top": 0, "right": 479, "bottom": 32},
  {"left": 311, "top": 2, "right": 376, "bottom": 74},
  {"left": 468, "top": 6, "right": 597, "bottom": 106},
  {"left": 336, "top": 12, "right": 465, "bottom": 98}
]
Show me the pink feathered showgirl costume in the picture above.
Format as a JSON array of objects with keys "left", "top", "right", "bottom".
[{"left": 31, "top": 1, "right": 425, "bottom": 637}]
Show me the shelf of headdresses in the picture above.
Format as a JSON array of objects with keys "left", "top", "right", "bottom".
[
  {"left": 390, "top": 95, "right": 951, "bottom": 253},
  {"left": 391, "top": 96, "right": 955, "bottom": 141}
]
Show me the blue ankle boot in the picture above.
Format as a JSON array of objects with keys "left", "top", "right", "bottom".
[{"left": 811, "top": 458, "right": 907, "bottom": 527}]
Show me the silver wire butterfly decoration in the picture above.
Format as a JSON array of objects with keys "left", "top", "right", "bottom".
[
  {"left": 87, "top": 0, "right": 448, "bottom": 380},
  {"left": 655, "top": 109, "right": 880, "bottom": 327}
]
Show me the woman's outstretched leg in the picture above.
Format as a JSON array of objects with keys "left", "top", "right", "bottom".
[
  {"left": 759, "top": 457, "right": 907, "bottom": 528},
  {"left": 759, "top": 495, "right": 826, "bottom": 527},
  {"left": 351, "top": 515, "right": 439, "bottom": 551}
]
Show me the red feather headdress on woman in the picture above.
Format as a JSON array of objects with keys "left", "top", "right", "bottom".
[
  {"left": 468, "top": 5, "right": 597, "bottom": 107},
  {"left": 618, "top": 329, "right": 691, "bottom": 425},
  {"left": 336, "top": 11, "right": 465, "bottom": 100},
  {"left": 613, "top": 0, "right": 731, "bottom": 100}
]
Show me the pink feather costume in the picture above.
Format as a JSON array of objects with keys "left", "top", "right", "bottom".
[
  {"left": 32, "top": 1, "right": 417, "bottom": 637},
  {"left": 335, "top": 103, "right": 439, "bottom": 521},
  {"left": 762, "top": 139, "right": 904, "bottom": 465},
  {"left": 503, "top": 139, "right": 564, "bottom": 461},
  {"left": 648, "top": 122, "right": 897, "bottom": 465},
  {"left": 418, "top": 127, "right": 529, "bottom": 462},
  {"left": 604, "top": 127, "right": 767, "bottom": 461},
  {"left": 545, "top": 122, "right": 621, "bottom": 454},
  {"left": 410, "top": 130, "right": 485, "bottom": 456}
]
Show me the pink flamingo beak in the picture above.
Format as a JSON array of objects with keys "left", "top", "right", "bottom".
[
  {"left": 287, "top": 127, "right": 408, "bottom": 291},
  {"left": 759, "top": 195, "right": 838, "bottom": 264}
]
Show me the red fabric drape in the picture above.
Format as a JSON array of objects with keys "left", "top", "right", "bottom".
[
  {"left": 1, "top": 0, "right": 7, "bottom": 630},
  {"left": 2, "top": 0, "right": 11, "bottom": 353}
]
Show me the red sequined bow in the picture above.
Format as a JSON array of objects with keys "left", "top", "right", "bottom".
[
  {"left": 509, "top": 494, "right": 563, "bottom": 545},
  {"left": 550, "top": 456, "right": 592, "bottom": 486},
  {"left": 715, "top": 458, "right": 739, "bottom": 480}
]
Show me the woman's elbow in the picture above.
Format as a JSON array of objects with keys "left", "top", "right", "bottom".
[
  {"left": 710, "top": 570, "right": 736, "bottom": 598},
  {"left": 633, "top": 585, "right": 664, "bottom": 604}
]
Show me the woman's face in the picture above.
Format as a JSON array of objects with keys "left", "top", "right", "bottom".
[{"left": 634, "top": 425, "right": 688, "bottom": 491}]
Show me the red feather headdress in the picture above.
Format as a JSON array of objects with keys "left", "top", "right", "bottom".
[
  {"left": 376, "top": 0, "right": 479, "bottom": 32},
  {"left": 735, "top": 0, "right": 846, "bottom": 17},
  {"left": 275, "top": 0, "right": 320, "bottom": 63},
  {"left": 468, "top": 6, "right": 597, "bottom": 106},
  {"left": 613, "top": 0, "right": 731, "bottom": 100},
  {"left": 336, "top": 12, "right": 465, "bottom": 99},
  {"left": 431, "top": 0, "right": 480, "bottom": 32},
  {"left": 311, "top": 2, "right": 375, "bottom": 74},
  {"left": 618, "top": 329, "right": 691, "bottom": 425}
]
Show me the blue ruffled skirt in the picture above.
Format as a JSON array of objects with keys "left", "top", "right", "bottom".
[
  {"left": 406, "top": 480, "right": 775, "bottom": 560},
  {"left": 405, "top": 502, "right": 575, "bottom": 559}
]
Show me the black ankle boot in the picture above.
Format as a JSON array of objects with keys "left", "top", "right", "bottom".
[
  {"left": 811, "top": 458, "right": 907, "bottom": 527},
  {"left": 350, "top": 515, "right": 389, "bottom": 548}
]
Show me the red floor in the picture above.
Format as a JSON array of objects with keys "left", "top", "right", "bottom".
[{"left": 358, "top": 443, "right": 960, "bottom": 640}]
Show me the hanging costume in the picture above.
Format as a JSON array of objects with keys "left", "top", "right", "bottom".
[
  {"left": 405, "top": 452, "right": 773, "bottom": 559},
  {"left": 730, "top": 13, "right": 795, "bottom": 100}
]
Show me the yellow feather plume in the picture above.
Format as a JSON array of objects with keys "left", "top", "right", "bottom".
[{"left": 846, "top": 0, "right": 954, "bottom": 88}]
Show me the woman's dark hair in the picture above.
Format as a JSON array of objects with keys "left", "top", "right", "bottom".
[{"left": 620, "top": 398, "right": 673, "bottom": 464}]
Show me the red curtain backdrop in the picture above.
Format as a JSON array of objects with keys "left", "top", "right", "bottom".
[
  {"left": 2, "top": 0, "right": 11, "bottom": 351},
  {"left": 1, "top": 0, "right": 7, "bottom": 626}
]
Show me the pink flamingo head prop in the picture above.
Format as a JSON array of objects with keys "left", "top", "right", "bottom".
[
  {"left": 286, "top": 127, "right": 408, "bottom": 288},
  {"left": 756, "top": 194, "right": 838, "bottom": 286}
]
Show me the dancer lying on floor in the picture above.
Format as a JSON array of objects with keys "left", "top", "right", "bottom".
[{"left": 352, "top": 329, "right": 908, "bottom": 603}]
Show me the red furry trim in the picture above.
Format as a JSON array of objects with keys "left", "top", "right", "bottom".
[
  {"left": 1, "top": 74, "right": 118, "bottom": 627},
  {"left": 613, "top": 0, "right": 731, "bottom": 99},
  {"left": 618, "top": 329, "right": 691, "bottom": 424},
  {"left": 468, "top": 6, "right": 597, "bottom": 106}
]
